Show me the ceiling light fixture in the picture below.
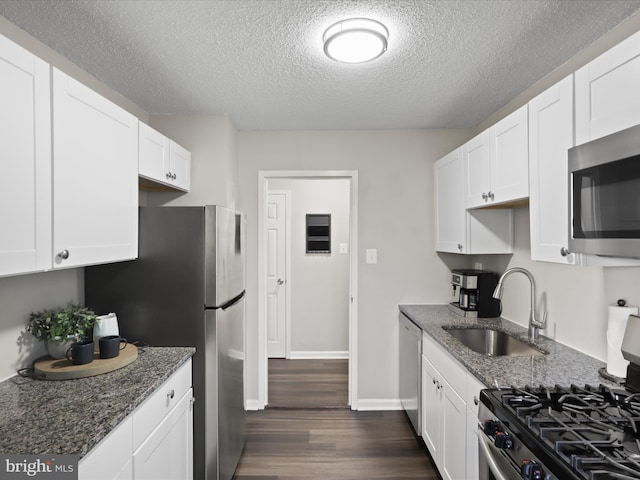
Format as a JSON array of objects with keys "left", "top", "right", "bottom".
[{"left": 323, "top": 18, "right": 388, "bottom": 64}]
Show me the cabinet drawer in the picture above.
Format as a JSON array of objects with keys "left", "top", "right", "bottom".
[
  {"left": 422, "top": 332, "right": 466, "bottom": 397},
  {"left": 132, "top": 359, "right": 192, "bottom": 449}
]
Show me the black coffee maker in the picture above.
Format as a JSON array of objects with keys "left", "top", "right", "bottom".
[{"left": 449, "top": 269, "right": 501, "bottom": 318}]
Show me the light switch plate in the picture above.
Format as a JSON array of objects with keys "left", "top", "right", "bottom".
[
  {"left": 366, "top": 249, "right": 377, "bottom": 264},
  {"left": 339, "top": 243, "right": 348, "bottom": 254}
]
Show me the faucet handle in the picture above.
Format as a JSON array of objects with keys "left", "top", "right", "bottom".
[{"left": 539, "top": 311, "right": 548, "bottom": 329}]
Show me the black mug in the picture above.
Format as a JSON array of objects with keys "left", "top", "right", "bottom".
[
  {"left": 99, "top": 335, "right": 127, "bottom": 359},
  {"left": 65, "top": 339, "right": 94, "bottom": 365}
]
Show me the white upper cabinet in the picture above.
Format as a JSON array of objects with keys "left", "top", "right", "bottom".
[
  {"left": 0, "top": 34, "right": 52, "bottom": 277},
  {"left": 139, "top": 123, "right": 190, "bottom": 192},
  {"left": 465, "top": 106, "right": 528, "bottom": 208},
  {"left": 52, "top": 68, "right": 138, "bottom": 269},
  {"left": 528, "top": 75, "right": 578, "bottom": 264},
  {"left": 575, "top": 30, "right": 640, "bottom": 145},
  {"left": 435, "top": 148, "right": 466, "bottom": 253},
  {"left": 434, "top": 148, "right": 513, "bottom": 254}
]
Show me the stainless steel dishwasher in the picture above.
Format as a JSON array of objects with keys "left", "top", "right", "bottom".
[{"left": 399, "top": 313, "right": 421, "bottom": 435}]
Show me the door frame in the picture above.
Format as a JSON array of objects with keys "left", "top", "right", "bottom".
[
  {"left": 257, "top": 170, "right": 359, "bottom": 409},
  {"left": 266, "top": 189, "right": 292, "bottom": 359}
]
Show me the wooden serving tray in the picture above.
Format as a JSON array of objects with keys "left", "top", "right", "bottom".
[{"left": 34, "top": 343, "right": 138, "bottom": 380}]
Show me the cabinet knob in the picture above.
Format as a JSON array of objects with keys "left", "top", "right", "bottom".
[
  {"left": 488, "top": 191, "right": 495, "bottom": 201},
  {"left": 166, "top": 171, "right": 172, "bottom": 179},
  {"left": 482, "top": 192, "right": 488, "bottom": 201},
  {"left": 474, "top": 396, "right": 479, "bottom": 406},
  {"left": 560, "top": 247, "right": 570, "bottom": 257},
  {"left": 457, "top": 243, "right": 463, "bottom": 251},
  {"left": 172, "top": 173, "right": 177, "bottom": 180},
  {"left": 167, "top": 389, "right": 175, "bottom": 400},
  {"left": 57, "top": 250, "right": 70, "bottom": 260}
]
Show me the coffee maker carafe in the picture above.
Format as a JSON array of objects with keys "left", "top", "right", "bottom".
[{"left": 449, "top": 269, "right": 501, "bottom": 318}]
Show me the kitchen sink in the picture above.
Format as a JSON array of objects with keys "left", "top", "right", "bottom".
[{"left": 443, "top": 327, "right": 546, "bottom": 357}]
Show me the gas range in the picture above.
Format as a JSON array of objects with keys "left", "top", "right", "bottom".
[{"left": 479, "top": 384, "right": 640, "bottom": 480}]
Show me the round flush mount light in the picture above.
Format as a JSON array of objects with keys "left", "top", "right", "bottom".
[{"left": 323, "top": 18, "right": 388, "bottom": 64}]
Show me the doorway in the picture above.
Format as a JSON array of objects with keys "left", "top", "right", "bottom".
[{"left": 257, "top": 171, "right": 358, "bottom": 410}]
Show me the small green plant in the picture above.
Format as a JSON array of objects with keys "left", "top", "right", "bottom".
[{"left": 27, "top": 303, "right": 97, "bottom": 342}]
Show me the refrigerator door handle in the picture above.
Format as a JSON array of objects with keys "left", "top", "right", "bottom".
[{"left": 218, "top": 291, "right": 246, "bottom": 311}]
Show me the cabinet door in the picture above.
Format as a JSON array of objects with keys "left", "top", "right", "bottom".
[
  {"left": 139, "top": 123, "right": 169, "bottom": 182},
  {"left": 169, "top": 141, "right": 191, "bottom": 192},
  {"left": 464, "top": 130, "right": 492, "bottom": 208},
  {"left": 0, "top": 34, "right": 51, "bottom": 276},
  {"left": 421, "top": 355, "right": 441, "bottom": 463},
  {"left": 465, "top": 407, "right": 480, "bottom": 480},
  {"left": 575, "top": 30, "right": 640, "bottom": 145},
  {"left": 529, "top": 76, "right": 578, "bottom": 264},
  {"left": 133, "top": 389, "right": 193, "bottom": 480},
  {"left": 52, "top": 68, "right": 138, "bottom": 268},
  {"left": 440, "top": 382, "right": 467, "bottom": 480},
  {"left": 490, "top": 105, "right": 529, "bottom": 204},
  {"left": 434, "top": 148, "right": 466, "bottom": 253}
]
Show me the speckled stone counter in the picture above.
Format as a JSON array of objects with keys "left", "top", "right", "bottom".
[
  {"left": 400, "top": 304, "right": 615, "bottom": 389},
  {"left": 0, "top": 346, "right": 194, "bottom": 458}
]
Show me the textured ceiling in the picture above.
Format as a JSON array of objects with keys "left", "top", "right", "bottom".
[{"left": 1, "top": 0, "right": 640, "bottom": 131}]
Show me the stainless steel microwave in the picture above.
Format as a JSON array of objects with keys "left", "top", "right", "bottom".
[{"left": 569, "top": 123, "right": 640, "bottom": 258}]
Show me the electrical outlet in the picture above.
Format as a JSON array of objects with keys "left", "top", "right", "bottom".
[{"left": 474, "top": 262, "right": 483, "bottom": 270}]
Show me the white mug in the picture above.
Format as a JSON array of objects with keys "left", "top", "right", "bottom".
[{"left": 93, "top": 312, "right": 119, "bottom": 352}]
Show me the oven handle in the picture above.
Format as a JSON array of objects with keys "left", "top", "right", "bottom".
[{"left": 478, "top": 430, "right": 511, "bottom": 480}]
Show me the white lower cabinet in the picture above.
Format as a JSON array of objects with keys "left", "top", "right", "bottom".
[
  {"left": 79, "top": 360, "right": 193, "bottom": 480},
  {"left": 133, "top": 389, "right": 193, "bottom": 480},
  {"left": 421, "top": 333, "right": 484, "bottom": 480}
]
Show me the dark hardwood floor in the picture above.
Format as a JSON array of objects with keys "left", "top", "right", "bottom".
[
  {"left": 233, "top": 359, "right": 439, "bottom": 479},
  {"left": 267, "top": 359, "right": 349, "bottom": 409}
]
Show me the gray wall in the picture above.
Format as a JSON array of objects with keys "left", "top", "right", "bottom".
[
  {"left": 238, "top": 129, "right": 471, "bottom": 403},
  {"left": 268, "top": 178, "right": 350, "bottom": 356}
]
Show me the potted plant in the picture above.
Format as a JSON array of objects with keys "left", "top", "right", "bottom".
[{"left": 27, "top": 303, "right": 97, "bottom": 359}]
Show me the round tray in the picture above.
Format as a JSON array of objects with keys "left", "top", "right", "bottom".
[{"left": 33, "top": 343, "right": 138, "bottom": 380}]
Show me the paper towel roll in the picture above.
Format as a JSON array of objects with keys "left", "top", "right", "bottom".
[{"left": 606, "top": 303, "right": 638, "bottom": 378}]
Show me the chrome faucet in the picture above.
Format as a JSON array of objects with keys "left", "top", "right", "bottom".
[{"left": 492, "top": 267, "right": 547, "bottom": 341}]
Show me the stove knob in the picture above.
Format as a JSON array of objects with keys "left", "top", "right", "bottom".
[
  {"left": 494, "top": 431, "right": 513, "bottom": 450},
  {"left": 521, "top": 460, "right": 544, "bottom": 480},
  {"left": 483, "top": 420, "right": 500, "bottom": 436}
]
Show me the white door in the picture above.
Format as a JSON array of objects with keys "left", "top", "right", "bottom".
[{"left": 266, "top": 192, "right": 288, "bottom": 358}]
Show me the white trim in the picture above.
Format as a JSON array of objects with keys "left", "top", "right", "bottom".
[
  {"left": 289, "top": 350, "right": 349, "bottom": 359},
  {"left": 356, "top": 399, "right": 403, "bottom": 411},
  {"left": 245, "top": 399, "right": 263, "bottom": 411},
  {"left": 257, "top": 170, "right": 359, "bottom": 411}
]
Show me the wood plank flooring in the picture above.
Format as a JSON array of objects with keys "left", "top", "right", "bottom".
[
  {"left": 267, "top": 359, "right": 349, "bottom": 409},
  {"left": 233, "top": 409, "right": 439, "bottom": 479},
  {"left": 233, "top": 359, "right": 439, "bottom": 479}
]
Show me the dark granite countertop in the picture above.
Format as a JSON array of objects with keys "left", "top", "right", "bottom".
[
  {"left": 400, "top": 304, "right": 614, "bottom": 389},
  {"left": 0, "top": 346, "right": 195, "bottom": 458}
]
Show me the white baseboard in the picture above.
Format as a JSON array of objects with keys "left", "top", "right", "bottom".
[
  {"left": 356, "top": 398, "right": 403, "bottom": 411},
  {"left": 245, "top": 399, "right": 264, "bottom": 411},
  {"left": 288, "top": 350, "right": 349, "bottom": 359}
]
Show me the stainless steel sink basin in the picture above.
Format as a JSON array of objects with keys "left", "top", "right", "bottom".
[{"left": 443, "top": 327, "right": 546, "bottom": 357}]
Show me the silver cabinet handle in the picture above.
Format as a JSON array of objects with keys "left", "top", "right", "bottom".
[
  {"left": 488, "top": 191, "right": 495, "bottom": 201},
  {"left": 457, "top": 243, "right": 463, "bottom": 251},
  {"left": 474, "top": 396, "right": 479, "bottom": 406},
  {"left": 560, "top": 247, "right": 570, "bottom": 257},
  {"left": 167, "top": 389, "right": 175, "bottom": 400},
  {"left": 482, "top": 192, "right": 488, "bottom": 201},
  {"left": 277, "top": 278, "right": 285, "bottom": 285},
  {"left": 172, "top": 173, "right": 177, "bottom": 180},
  {"left": 57, "top": 250, "right": 69, "bottom": 260},
  {"left": 166, "top": 171, "right": 172, "bottom": 179}
]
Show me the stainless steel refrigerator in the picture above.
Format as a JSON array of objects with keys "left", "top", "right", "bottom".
[{"left": 85, "top": 206, "right": 246, "bottom": 480}]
